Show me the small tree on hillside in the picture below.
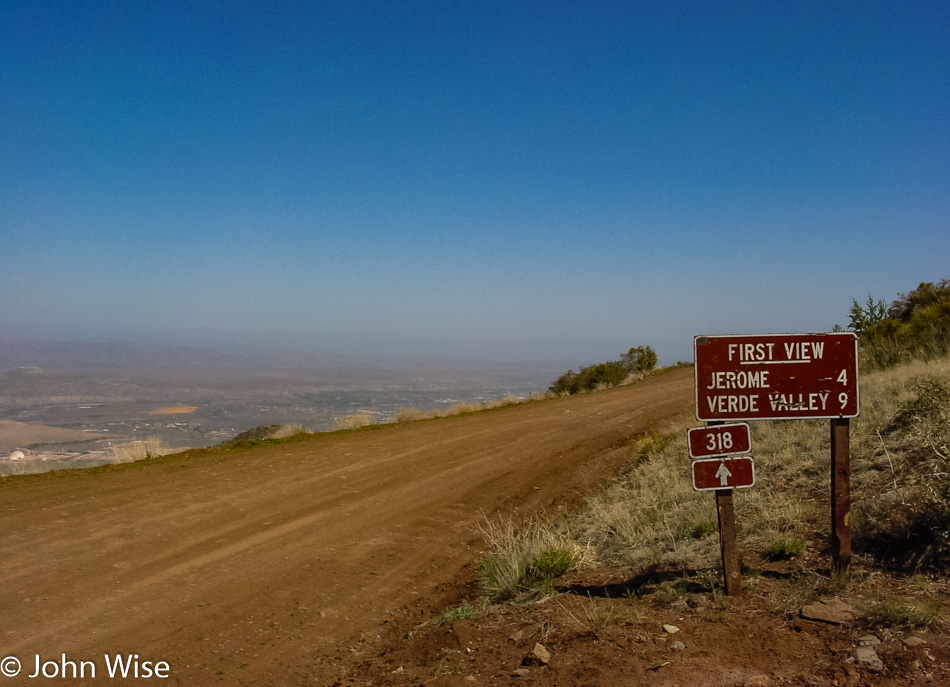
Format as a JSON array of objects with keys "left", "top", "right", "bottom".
[
  {"left": 848, "top": 295, "right": 889, "bottom": 335},
  {"left": 892, "top": 280, "right": 950, "bottom": 322},
  {"left": 620, "top": 346, "right": 658, "bottom": 377},
  {"left": 850, "top": 279, "right": 950, "bottom": 369}
]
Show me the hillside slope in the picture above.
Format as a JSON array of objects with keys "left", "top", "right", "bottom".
[{"left": 0, "top": 367, "right": 693, "bottom": 685}]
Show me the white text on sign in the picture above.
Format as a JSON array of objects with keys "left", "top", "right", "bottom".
[{"left": 694, "top": 333, "right": 859, "bottom": 421}]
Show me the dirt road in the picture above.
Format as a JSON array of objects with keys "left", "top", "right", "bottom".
[{"left": 0, "top": 368, "right": 692, "bottom": 685}]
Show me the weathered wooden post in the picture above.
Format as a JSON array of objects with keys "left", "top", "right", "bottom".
[
  {"left": 715, "top": 488, "right": 743, "bottom": 596},
  {"left": 687, "top": 422, "right": 754, "bottom": 597},
  {"left": 830, "top": 417, "right": 851, "bottom": 577}
]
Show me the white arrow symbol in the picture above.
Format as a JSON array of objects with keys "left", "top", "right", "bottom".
[{"left": 715, "top": 461, "right": 732, "bottom": 487}]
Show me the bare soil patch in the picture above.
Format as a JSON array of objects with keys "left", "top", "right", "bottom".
[
  {"left": 0, "top": 419, "right": 104, "bottom": 452},
  {"left": 341, "top": 559, "right": 950, "bottom": 686},
  {"left": 147, "top": 405, "right": 199, "bottom": 415}
]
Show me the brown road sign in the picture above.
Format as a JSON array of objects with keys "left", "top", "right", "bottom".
[
  {"left": 692, "top": 456, "right": 756, "bottom": 491},
  {"left": 688, "top": 423, "right": 751, "bottom": 459},
  {"left": 694, "top": 332, "right": 859, "bottom": 421}
]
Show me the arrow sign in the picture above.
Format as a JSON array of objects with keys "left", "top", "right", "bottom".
[
  {"left": 715, "top": 461, "right": 732, "bottom": 486},
  {"left": 692, "top": 456, "right": 755, "bottom": 491}
]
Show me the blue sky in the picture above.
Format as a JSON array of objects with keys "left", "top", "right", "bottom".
[{"left": 2, "top": 1, "right": 948, "bottom": 364}]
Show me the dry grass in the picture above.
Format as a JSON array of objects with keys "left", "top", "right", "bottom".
[
  {"left": 270, "top": 424, "right": 307, "bottom": 439},
  {"left": 478, "top": 353, "right": 950, "bottom": 597},
  {"left": 394, "top": 407, "right": 429, "bottom": 423},
  {"left": 573, "top": 427, "right": 719, "bottom": 571},
  {"left": 333, "top": 413, "right": 373, "bottom": 431},
  {"left": 391, "top": 394, "right": 534, "bottom": 424},
  {"left": 111, "top": 437, "right": 172, "bottom": 463},
  {"left": 850, "top": 356, "right": 950, "bottom": 568},
  {"left": 476, "top": 514, "right": 588, "bottom": 602},
  {"left": 443, "top": 402, "right": 483, "bottom": 416}
]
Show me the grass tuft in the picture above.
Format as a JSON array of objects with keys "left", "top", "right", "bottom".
[
  {"left": 433, "top": 602, "right": 481, "bottom": 626},
  {"left": 111, "top": 437, "right": 171, "bottom": 463},
  {"left": 333, "top": 413, "right": 373, "bottom": 431},
  {"left": 476, "top": 515, "right": 585, "bottom": 602},
  {"left": 765, "top": 539, "right": 806, "bottom": 561},
  {"left": 863, "top": 597, "right": 945, "bottom": 630}
]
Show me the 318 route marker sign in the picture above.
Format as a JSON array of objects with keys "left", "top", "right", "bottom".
[
  {"left": 692, "top": 456, "right": 756, "bottom": 491},
  {"left": 694, "top": 332, "right": 859, "bottom": 421},
  {"left": 687, "top": 422, "right": 751, "bottom": 459}
]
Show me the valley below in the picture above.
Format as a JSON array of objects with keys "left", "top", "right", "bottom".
[{"left": 0, "top": 347, "right": 557, "bottom": 473}]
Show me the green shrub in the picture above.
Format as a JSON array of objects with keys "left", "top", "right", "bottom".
[
  {"left": 549, "top": 361, "right": 627, "bottom": 395},
  {"left": 549, "top": 346, "right": 657, "bottom": 395},
  {"left": 766, "top": 539, "right": 806, "bottom": 560},
  {"left": 620, "top": 346, "right": 658, "bottom": 376},
  {"left": 223, "top": 424, "right": 307, "bottom": 445},
  {"left": 691, "top": 521, "right": 717, "bottom": 539},
  {"left": 478, "top": 546, "right": 579, "bottom": 601},
  {"left": 856, "top": 279, "right": 950, "bottom": 370},
  {"left": 522, "top": 547, "right": 578, "bottom": 597}
]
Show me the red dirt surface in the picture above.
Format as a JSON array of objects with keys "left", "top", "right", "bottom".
[
  {"left": 0, "top": 369, "right": 692, "bottom": 685},
  {"left": 3, "top": 366, "right": 946, "bottom": 686},
  {"left": 346, "top": 563, "right": 950, "bottom": 686}
]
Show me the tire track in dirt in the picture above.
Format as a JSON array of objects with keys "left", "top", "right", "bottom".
[{"left": 0, "top": 368, "right": 692, "bottom": 685}]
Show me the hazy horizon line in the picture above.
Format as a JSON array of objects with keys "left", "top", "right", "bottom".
[{"left": 2, "top": 320, "right": 682, "bottom": 370}]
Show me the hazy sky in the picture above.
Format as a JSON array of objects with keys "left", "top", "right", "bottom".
[{"left": 2, "top": 1, "right": 948, "bottom": 364}]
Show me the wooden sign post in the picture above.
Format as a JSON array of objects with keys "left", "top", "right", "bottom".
[
  {"left": 716, "top": 488, "right": 743, "bottom": 596},
  {"left": 831, "top": 418, "right": 851, "bottom": 576},
  {"left": 693, "top": 332, "right": 860, "bottom": 586},
  {"left": 689, "top": 421, "right": 754, "bottom": 596}
]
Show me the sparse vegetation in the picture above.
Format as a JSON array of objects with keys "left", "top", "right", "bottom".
[
  {"left": 766, "top": 538, "right": 807, "bottom": 561},
  {"left": 549, "top": 345, "right": 658, "bottom": 396},
  {"left": 862, "top": 597, "right": 945, "bottom": 630},
  {"left": 854, "top": 362, "right": 950, "bottom": 569},
  {"left": 333, "top": 413, "right": 373, "bottom": 431},
  {"left": 394, "top": 406, "right": 429, "bottom": 423},
  {"left": 220, "top": 424, "right": 310, "bottom": 447},
  {"left": 849, "top": 278, "right": 950, "bottom": 370},
  {"left": 477, "top": 278, "right": 950, "bottom": 614},
  {"left": 476, "top": 515, "right": 585, "bottom": 602},
  {"left": 391, "top": 394, "right": 528, "bottom": 424},
  {"left": 111, "top": 437, "right": 171, "bottom": 463},
  {"left": 433, "top": 602, "right": 481, "bottom": 626}
]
